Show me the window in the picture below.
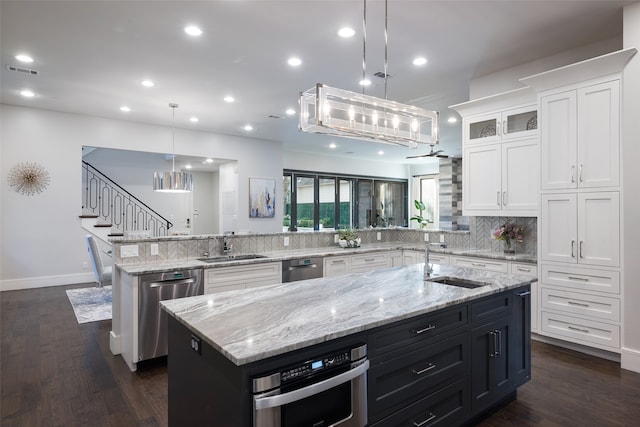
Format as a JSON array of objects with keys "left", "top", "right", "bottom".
[
  {"left": 411, "top": 174, "right": 439, "bottom": 229},
  {"left": 284, "top": 170, "right": 407, "bottom": 231}
]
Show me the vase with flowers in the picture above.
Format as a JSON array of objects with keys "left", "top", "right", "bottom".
[{"left": 492, "top": 223, "right": 524, "bottom": 254}]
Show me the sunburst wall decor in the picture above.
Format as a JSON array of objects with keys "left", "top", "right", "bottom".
[{"left": 7, "top": 161, "right": 51, "bottom": 196}]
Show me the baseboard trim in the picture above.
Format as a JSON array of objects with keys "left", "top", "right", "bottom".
[
  {"left": 0, "top": 272, "right": 95, "bottom": 291},
  {"left": 532, "top": 333, "right": 621, "bottom": 363},
  {"left": 621, "top": 347, "right": 640, "bottom": 373}
]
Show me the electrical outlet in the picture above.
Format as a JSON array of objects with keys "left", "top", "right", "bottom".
[
  {"left": 150, "top": 243, "right": 159, "bottom": 256},
  {"left": 284, "top": 236, "right": 290, "bottom": 247},
  {"left": 424, "top": 233, "right": 429, "bottom": 242},
  {"left": 190, "top": 334, "right": 201, "bottom": 355},
  {"left": 440, "top": 234, "right": 445, "bottom": 243},
  {"left": 376, "top": 232, "right": 381, "bottom": 240},
  {"left": 82, "top": 262, "right": 88, "bottom": 269},
  {"left": 334, "top": 234, "right": 339, "bottom": 243}
]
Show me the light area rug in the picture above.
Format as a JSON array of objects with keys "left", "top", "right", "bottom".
[{"left": 66, "top": 285, "right": 112, "bottom": 324}]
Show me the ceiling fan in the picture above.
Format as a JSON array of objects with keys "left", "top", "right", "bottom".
[{"left": 406, "top": 145, "right": 449, "bottom": 159}]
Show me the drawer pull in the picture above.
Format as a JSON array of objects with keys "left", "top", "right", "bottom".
[
  {"left": 412, "top": 363, "right": 436, "bottom": 376},
  {"left": 568, "top": 276, "right": 589, "bottom": 282},
  {"left": 364, "top": 258, "right": 376, "bottom": 262},
  {"left": 517, "top": 267, "right": 531, "bottom": 272},
  {"left": 332, "top": 260, "right": 345, "bottom": 264},
  {"left": 568, "top": 325, "right": 590, "bottom": 334},
  {"left": 413, "top": 412, "right": 437, "bottom": 427},
  {"left": 412, "top": 324, "right": 436, "bottom": 334},
  {"left": 516, "top": 291, "right": 531, "bottom": 297},
  {"left": 472, "top": 263, "right": 487, "bottom": 267},
  {"left": 568, "top": 301, "right": 589, "bottom": 308}
]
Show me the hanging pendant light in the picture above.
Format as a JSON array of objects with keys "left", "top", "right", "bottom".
[
  {"left": 299, "top": 0, "right": 439, "bottom": 149},
  {"left": 153, "top": 103, "right": 193, "bottom": 193}
]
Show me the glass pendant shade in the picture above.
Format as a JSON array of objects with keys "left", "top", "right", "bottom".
[
  {"left": 299, "top": 84, "right": 439, "bottom": 149},
  {"left": 153, "top": 170, "right": 193, "bottom": 193}
]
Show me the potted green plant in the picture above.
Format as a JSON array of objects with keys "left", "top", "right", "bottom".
[
  {"left": 410, "top": 200, "right": 433, "bottom": 229},
  {"left": 338, "top": 229, "right": 361, "bottom": 248}
]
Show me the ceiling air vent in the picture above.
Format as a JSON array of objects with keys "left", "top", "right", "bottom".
[
  {"left": 373, "top": 71, "right": 391, "bottom": 79},
  {"left": 7, "top": 65, "right": 38, "bottom": 76}
]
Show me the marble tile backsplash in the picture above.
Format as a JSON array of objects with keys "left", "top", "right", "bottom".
[{"left": 112, "top": 217, "right": 536, "bottom": 265}]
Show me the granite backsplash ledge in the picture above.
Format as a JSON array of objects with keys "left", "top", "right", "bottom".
[{"left": 111, "top": 217, "right": 536, "bottom": 265}]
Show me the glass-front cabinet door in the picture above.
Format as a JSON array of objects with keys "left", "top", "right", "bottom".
[
  {"left": 465, "top": 112, "right": 501, "bottom": 144},
  {"left": 502, "top": 105, "right": 537, "bottom": 141},
  {"left": 465, "top": 105, "right": 537, "bottom": 144}
]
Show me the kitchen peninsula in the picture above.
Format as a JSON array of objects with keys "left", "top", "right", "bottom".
[{"left": 161, "top": 262, "right": 534, "bottom": 426}]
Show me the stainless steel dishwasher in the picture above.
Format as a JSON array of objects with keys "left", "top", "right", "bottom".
[
  {"left": 282, "top": 257, "right": 323, "bottom": 282},
  {"left": 138, "top": 269, "right": 203, "bottom": 361}
]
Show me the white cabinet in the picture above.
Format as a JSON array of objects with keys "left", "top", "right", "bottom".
[
  {"left": 540, "top": 192, "right": 620, "bottom": 268},
  {"left": 204, "top": 262, "right": 282, "bottom": 294},
  {"left": 463, "top": 138, "right": 539, "bottom": 216},
  {"left": 323, "top": 255, "right": 352, "bottom": 277},
  {"left": 464, "top": 105, "right": 537, "bottom": 145},
  {"left": 540, "top": 80, "right": 620, "bottom": 190},
  {"left": 449, "top": 256, "right": 509, "bottom": 273},
  {"left": 351, "top": 253, "right": 388, "bottom": 273},
  {"left": 388, "top": 251, "right": 403, "bottom": 267}
]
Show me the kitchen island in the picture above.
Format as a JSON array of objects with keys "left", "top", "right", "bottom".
[{"left": 161, "top": 262, "right": 534, "bottom": 426}]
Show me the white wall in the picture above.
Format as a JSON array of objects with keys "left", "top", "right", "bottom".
[
  {"left": 0, "top": 105, "right": 283, "bottom": 290},
  {"left": 622, "top": 2, "right": 640, "bottom": 372}
]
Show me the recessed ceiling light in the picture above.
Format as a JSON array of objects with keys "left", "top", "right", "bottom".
[
  {"left": 286, "top": 108, "right": 296, "bottom": 116},
  {"left": 359, "top": 79, "right": 372, "bottom": 86},
  {"left": 189, "top": 117, "right": 199, "bottom": 123},
  {"left": 378, "top": 150, "right": 384, "bottom": 155},
  {"left": 15, "top": 54, "right": 34, "bottom": 63},
  {"left": 413, "top": 57, "right": 428, "bottom": 66},
  {"left": 185, "top": 164, "right": 192, "bottom": 169},
  {"left": 141, "top": 80, "right": 155, "bottom": 87},
  {"left": 447, "top": 116, "right": 458, "bottom": 124},
  {"left": 205, "top": 158, "right": 214, "bottom": 163},
  {"left": 224, "top": 96, "right": 235, "bottom": 103},
  {"left": 184, "top": 25, "right": 203, "bottom": 36},
  {"left": 338, "top": 27, "right": 356, "bottom": 38},
  {"left": 287, "top": 57, "right": 302, "bottom": 67},
  {"left": 19, "top": 89, "right": 35, "bottom": 98},
  {"left": 244, "top": 124, "right": 254, "bottom": 131},
  {"left": 120, "top": 106, "right": 131, "bottom": 112},
  {"left": 329, "top": 143, "right": 337, "bottom": 149}
]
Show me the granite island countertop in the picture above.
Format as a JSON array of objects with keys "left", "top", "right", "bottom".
[
  {"left": 117, "top": 243, "right": 537, "bottom": 275},
  {"left": 160, "top": 263, "right": 535, "bottom": 366}
]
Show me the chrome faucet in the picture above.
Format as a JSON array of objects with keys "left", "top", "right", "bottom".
[
  {"left": 424, "top": 242, "right": 447, "bottom": 278},
  {"left": 222, "top": 232, "right": 234, "bottom": 255}
]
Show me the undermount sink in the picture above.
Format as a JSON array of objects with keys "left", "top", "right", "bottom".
[
  {"left": 427, "top": 276, "right": 491, "bottom": 289},
  {"left": 197, "top": 254, "right": 268, "bottom": 263}
]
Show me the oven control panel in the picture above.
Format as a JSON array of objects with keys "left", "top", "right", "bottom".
[{"left": 281, "top": 350, "right": 350, "bottom": 382}]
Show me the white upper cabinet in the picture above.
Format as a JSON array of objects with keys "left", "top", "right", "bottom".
[
  {"left": 464, "top": 105, "right": 538, "bottom": 145},
  {"left": 540, "top": 79, "right": 620, "bottom": 190}
]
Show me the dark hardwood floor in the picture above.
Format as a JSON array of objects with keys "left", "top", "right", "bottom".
[{"left": 2, "top": 283, "right": 640, "bottom": 426}]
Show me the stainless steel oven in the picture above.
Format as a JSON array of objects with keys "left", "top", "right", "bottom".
[{"left": 252, "top": 344, "right": 368, "bottom": 427}]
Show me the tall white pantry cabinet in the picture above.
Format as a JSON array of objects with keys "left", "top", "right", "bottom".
[{"left": 522, "top": 49, "right": 636, "bottom": 354}]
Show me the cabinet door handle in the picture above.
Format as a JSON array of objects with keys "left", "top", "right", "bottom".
[
  {"left": 568, "top": 276, "right": 589, "bottom": 282},
  {"left": 489, "top": 331, "right": 496, "bottom": 357},
  {"left": 571, "top": 240, "right": 575, "bottom": 258},
  {"left": 503, "top": 120, "right": 507, "bottom": 135},
  {"left": 568, "top": 325, "right": 590, "bottom": 334},
  {"left": 571, "top": 165, "right": 576, "bottom": 183},
  {"left": 412, "top": 412, "right": 437, "bottom": 427},
  {"left": 503, "top": 191, "right": 507, "bottom": 206},
  {"left": 579, "top": 164, "right": 584, "bottom": 182},
  {"left": 517, "top": 291, "right": 531, "bottom": 297},
  {"left": 412, "top": 324, "right": 436, "bottom": 334},
  {"left": 497, "top": 191, "right": 501, "bottom": 207},
  {"left": 568, "top": 301, "right": 590, "bottom": 307},
  {"left": 495, "top": 330, "right": 502, "bottom": 356},
  {"left": 412, "top": 363, "right": 436, "bottom": 376},
  {"left": 579, "top": 241, "right": 584, "bottom": 258},
  {"left": 496, "top": 121, "right": 501, "bottom": 136}
]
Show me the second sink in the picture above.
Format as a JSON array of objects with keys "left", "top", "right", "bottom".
[{"left": 428, "top": 276, "right": 491, "bottom": 289}]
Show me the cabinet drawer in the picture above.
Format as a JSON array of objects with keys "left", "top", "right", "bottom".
[
  {"left": 351, "top": 253, "right": 388, "bottom": 273},
  {"left": 450, "top": 256, "right": 508, "bottom": 273},
  {"left": 369, "top": 332, "right": 468, "bottom": 419},
  {"left": 540, "top": 264, "right": 620, "bottom": 294},
  {"left": 540, "top": 311, "right": 620, "bottom": 350},
  {"left": 540, "top": 287, "right": 620, "bottom": 322},
  {"left": 368, "top": 307, "right": 468, "bottom": 359},
  {"left": 369, "top": 377, "right": 469, "bottom": 427},
  {"left": 470, "top": 292, "right": 512, "bottom": 324},
  {"left": 428, "top": 254, "right": 450, "bottom": 266},
  {"left": 510, "top": 262, "right": 537, "bottom": 277},
  {"left": 323, "top": 256, "right": 352, "bottom": 277},
  {"left": 204, "top": 283, "right": 245, "bottom": 294}
]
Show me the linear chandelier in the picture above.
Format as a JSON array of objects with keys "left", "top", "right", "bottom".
[
  {"left": 298, "top": 0, "right": 439, "bottom": 149},
  {"left": 153, "top": 103, "right": 193, "bottom": 193}
]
